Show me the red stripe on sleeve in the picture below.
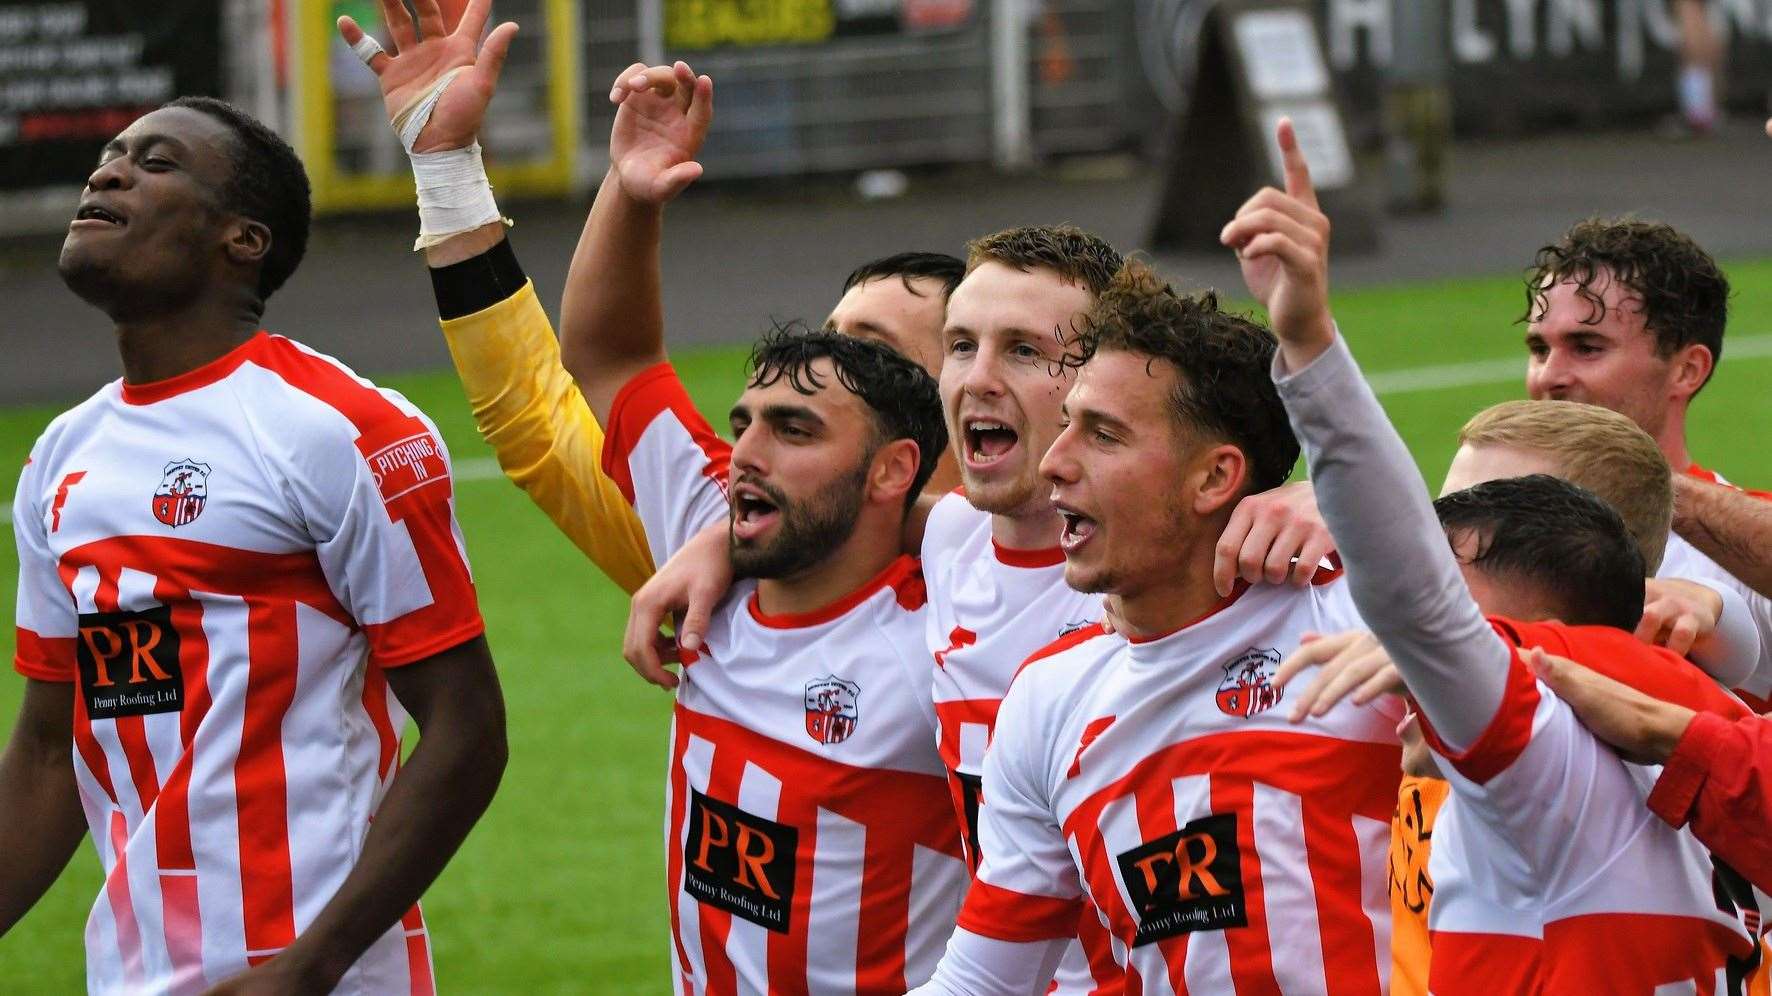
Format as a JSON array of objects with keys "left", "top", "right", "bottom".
[
  {"left": 359, "top": 497, "right": 484, "bottom": 668},
  {"left": 956, "top": 880, "right": 1084, "bottom": 943},
  {"left": 600, "top": 362, "right": 732, "bottom": 505},
  {"left": 1411, "top": 621, "right": 1543, "bottom": 785},
  {"left": 13, "top": 627, "right": 76, "bottom": 682}
]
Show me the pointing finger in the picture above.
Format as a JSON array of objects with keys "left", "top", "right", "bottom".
[{"left": 1277, "top": 117, "right": 1319, "bottom": 211}]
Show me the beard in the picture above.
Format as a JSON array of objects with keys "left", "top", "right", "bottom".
[{"left": 730, "top": 461, "right": 870, "bottom": 580}]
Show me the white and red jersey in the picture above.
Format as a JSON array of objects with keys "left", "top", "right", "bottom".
[
  {"left": 921, "top": 492, "right": 1120, "bottom": 993},
  {"left": 922, "top": 491, "right": 1098, "bottom": 860},
  {"left": 1417, "top": 619, "right": 1757, "bottom": 995},
  {"left": 10, "top": 332, "right": 482, "bottom": 996},
  {"left": 600, "top": 362, "right": 968, "bottom": 994},
  {"left": 957, "top": 577, "right": 1403, "bottom": 994}
]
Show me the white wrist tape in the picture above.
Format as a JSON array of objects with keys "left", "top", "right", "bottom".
[{"left": 393, "top": 67, "right": 508, "bottom": 250}]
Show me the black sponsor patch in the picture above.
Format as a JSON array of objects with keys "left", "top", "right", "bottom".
[
  {"left": 1116, "top": 812, "right": 1247, "bottom": 946},
  {"left": 683, "top": 789, "right": 798, "bottom": 932},
  {"left": 76, "top": 605, "right": 183, "bottom": 720},
  {"left": 956, "top": 770, "right": 984, "bottom": 872}
]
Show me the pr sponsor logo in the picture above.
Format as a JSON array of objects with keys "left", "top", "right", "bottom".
[
  {"left": 76, "top": 605, "right": 184, "bottom": 720},
  {"left": 1116, "top": 812, "right": 1248, "bottom": 946},
  {"left": 683, "top": 790, "right": 797, "bottom": 932}
]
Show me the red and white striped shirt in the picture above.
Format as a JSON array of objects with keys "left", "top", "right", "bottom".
[
  {"left": 1419, "top": 619, "right": 1757, "bottom": 996},
  {"left": 601, "top": 363, "right": 968, "bottom": 994},
  {"left": 11, "top": 332, "right": 482, "bottom": 995},
  {"left": 922, "top": 491, "right": 1121, "bottom": 993},
  {"left": 954, "top": 577, "right": 1402, "bottom": 994}
]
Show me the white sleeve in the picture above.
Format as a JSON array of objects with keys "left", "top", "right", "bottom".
[
  {"left": 1682, "top": 582, "right": 1760, "bottom": 689},
  {"left": 1659, "top": 541, "right": 1772, "bottom": 702},
  {"left": 909, "top": 928, "right": 1070, "bottom": 996},
  {"left": 289, "top": 401, "right": 485, "bottom": 667},
  {"left": 1273, "top": 334, "right": 1509, "bottom": 751},
  {"left": 598, "top": 362, "right": 732, "bottom": 565},
  {"left": 11, "top": 445, "right": 77, "bottom": 682}
]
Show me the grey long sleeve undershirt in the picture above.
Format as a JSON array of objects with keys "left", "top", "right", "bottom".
[{"left": 1273, "top": 335, "right": 1508, "bottom": 752}]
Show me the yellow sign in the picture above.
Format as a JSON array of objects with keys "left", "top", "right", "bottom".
[{"left": 666, "top": 0, "right": 836, "bottom": 49}]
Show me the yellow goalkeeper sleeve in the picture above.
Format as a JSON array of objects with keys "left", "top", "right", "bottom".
[{"left": 437, "top": 278, "right": 656, "bottom": 594}]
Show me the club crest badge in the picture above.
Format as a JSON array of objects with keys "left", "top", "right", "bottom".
[
  {"left": 804, "top": 675, "right": 860, "bottom": 745},
  {"left": 152, "top": 459, "right": 210, "bottom": 528},
  {"left": 1215, "top": 647, "right": 1283, "bottom": 719}
]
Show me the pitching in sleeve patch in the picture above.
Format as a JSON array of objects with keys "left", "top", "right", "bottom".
[{"left": 356, "top": 416, "right": 453, "bottom": 519}]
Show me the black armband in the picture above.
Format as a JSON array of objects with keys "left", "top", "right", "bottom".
[{"left": 429, "top": 236, "right": 527, "bottom": 320}]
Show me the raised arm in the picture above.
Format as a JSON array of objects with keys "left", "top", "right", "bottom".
[
  {"left": 1221, "top": 120, "right": 1507, "bottom": 751},
  {"left": 338, "top": 1, "right": 657, "bottom": 593},
  {"left": 559, "top": 62, "right": 713, "bottom": 423}
]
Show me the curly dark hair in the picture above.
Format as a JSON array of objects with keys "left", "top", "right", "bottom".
[
  {"left": 1523, "top": 218, "right": 1728, "bottom": 390},
  {"left": 1435, "top": 474, "right": 1645, "bottom": 631},
  {"left": 746, "top": 324, "right": 947, "bottom": 508},
  {"left": 164, "top": 96, "right": 312, "bottom": 303},
  {"left": 1061, "top": 261, "right": 1299, "bottom": 495},
  {"left": 966, "top": 224, "right": 1124, "bottom": 295},
  {"left": 842, "top": 252, "right": 965, "bottom": 300}
]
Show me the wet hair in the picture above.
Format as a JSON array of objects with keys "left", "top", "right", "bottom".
[
  {"left": 746, "top": 324, "right": 947, "bottom": 508},
  {"left": 1062, "top": 260, "right": 1298, "bottom": 495},
  {"left": 164, "top": 96, "right": 312, "bottom": 301},
  {"left": 842, "top": 252, "right": 966, "bottom": 300},
  {"left": 965, "top": 224, "right": 1124, "bottom": 295},
  {"left": 1434, "top": 474, "right": 1646, "bottom": 631},
  {"left": 1524, "top": 218, "right": 1729, "bottom": 391}
]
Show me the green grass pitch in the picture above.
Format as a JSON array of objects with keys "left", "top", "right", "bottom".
[{"left": 4, "top": 262, "right": 1772, "bottom": 990}]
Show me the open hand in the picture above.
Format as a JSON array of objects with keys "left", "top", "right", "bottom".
[
  {"left": 608, "top": 61, "right": 714, "bottom": 206},
  {"left": 336, "top": 0, "right": 518, "bottom": 153},
  {"left": 1274, "top": 629, "right": 1404, "bottom": 723}
]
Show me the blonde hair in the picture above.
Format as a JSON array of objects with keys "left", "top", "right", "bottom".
[{"left": 1458, "top": 400, "right": 1671, "bottom": 571}]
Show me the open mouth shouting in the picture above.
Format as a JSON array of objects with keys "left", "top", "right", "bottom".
[
  {"left": 963, "top": 417, "right": 1020, "bottom": 470},
  {"left": 731, "top": 481, "right": 783, "bottom": 542},
  {"left": 1054, "top": 499, "right": 1098, "bottom": 553}
]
